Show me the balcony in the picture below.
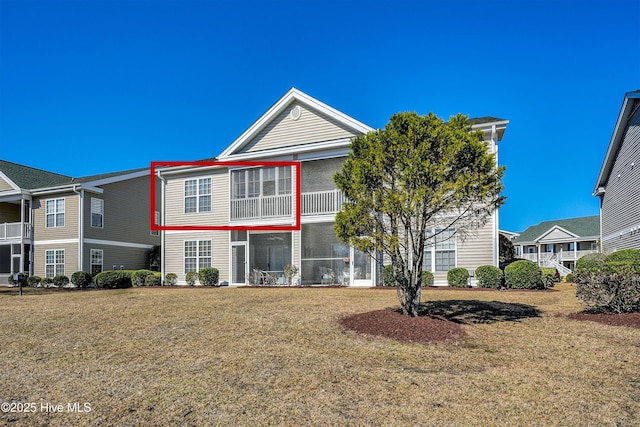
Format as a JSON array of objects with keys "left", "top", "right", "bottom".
[
  {"left": 0, "top": 222, "right": 32, "bottom": 240},
  {"left": 230, "top": 189, "right": 345, "bottom": 221}
]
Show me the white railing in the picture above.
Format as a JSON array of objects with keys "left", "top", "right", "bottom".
[
  {"left": 231, "top": 195, "right": 292, "bottom": 220},
  {"left": 521, "top": 253, "right": 538, "bottom": 262},
  {"left": 558, "top": 249, "right": 599, "bottom": 261},
  {"left": 0, "top": 222, "right": 31, "bottom": 240},
  {"left": 302, "top": 189, "right": 344, "bottom": 215}
]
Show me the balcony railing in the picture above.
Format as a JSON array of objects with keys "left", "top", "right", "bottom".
[
  {"left": 302, "top": 189, "right": 344, "bottom": 215},
  {"left": 231, "top": 195, "right": 292, "bottom": 220},
  {"left": 520, "top": 249, "right": 599, "bottom": 264},
  {"left": 0, "top": 222, "right": 32, "bottom": 240}
]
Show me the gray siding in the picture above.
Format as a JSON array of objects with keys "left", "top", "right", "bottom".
[
  {"left": 601, "top": 107, "right": 640, "bottom": 252},
  {"left": 240, "top": 102, "right": 357, "bottom": 153},
  {"left": 83, "top": 244, "right": 152, "bottom": 273}
]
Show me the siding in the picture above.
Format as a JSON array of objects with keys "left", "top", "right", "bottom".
[
  {"left": 0, "top": 176, "right": 14, "bottom": 191},
  {"left": 601, "top": 107, "right": 640, "bottom": 252},
  {"left": 0, "top": 203, "right": 20, "bottom": 223},
  {"left": 33, "top": 242, "right": 79, "bottom": 278},
  {"left": 83, "top": 244, "right": 152, "bottom": 272},
  {"left": 84, "top": 175, "right": 160, "bottom": 246},
  {"left": 32, "top": 192, "right": 79, "bottom": 241},
  {"left": 165, "top": 169, "right": 229, "bottom": 227},
  {"left": 239, "top": 102, "right": 358, "bottom": 153},
  {"left": 457, "top": 215, "right": 496, "bottom": 271},
  {"left": 540, "top": 228, "right": 574, "bottom": 242},
  {"left": 164, "top": 231, "right": 229, "bottom": 284}
]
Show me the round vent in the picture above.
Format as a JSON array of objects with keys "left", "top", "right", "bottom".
[{"left": 290, "top": 105, "right": 301, "bottom": 121}]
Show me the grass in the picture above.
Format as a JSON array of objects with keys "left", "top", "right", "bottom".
[{"left": 1, "top": 284, "right": 639, "bottom": 426}]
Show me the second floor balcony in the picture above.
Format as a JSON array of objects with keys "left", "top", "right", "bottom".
[
  {"left": 230, "top": 189, "right": 344, "bottom": 221},
  {"left": 0, "top": 222, "right": 32, "bottom": 241}
]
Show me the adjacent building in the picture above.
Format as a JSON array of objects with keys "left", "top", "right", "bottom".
[
  {"left": 158, "top": 88, "right": 509, "bottom": 286},
  {"left": 594, "top": 90, "right": 640, "bottom": 253},
  {"left": 0, "top": 161, "right": 160, "bottom": 284}
]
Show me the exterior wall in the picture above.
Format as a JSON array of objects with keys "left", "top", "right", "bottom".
[
  {"left": 164, "top": 230, "right": 229, "bottom": 284},
  {"left": 82, "top": 243, "right": 152, "bottom": 273},
  {"left": 601, "top": 107, "right": 640, "bottom": 252},
  {"left": 541, "top": 229, "right": 574, "bottom": 241},
  {"left": 32, "top": 192, "right": 79, "bottom": 241},
  {"left": 83, "top": 176, "right": 159, "bottom": 245},
  {"left": 33, "top": 242, "right": 79, "bottom": 278},
  {"left": 0, "top": 176, "right": 14, "bottom": 191},
  {"left": 240, "top": 102, "right": 356, "bottom": 153},
  {"left": 0, "top": 203, "right": 20, "bottom": 223},
  {"left": 457, "top": 215, "right": 496, "bottom": 273},
  {"left": 301, "top": 157, "right": 345, "bottom": 192}
]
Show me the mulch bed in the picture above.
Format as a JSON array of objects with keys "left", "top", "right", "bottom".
[
  {"left": 341, "top": 308, "right": 467, "bottom": 344},
  {"left": 568, "top": 312, "right": 640, "bottom": 328}
]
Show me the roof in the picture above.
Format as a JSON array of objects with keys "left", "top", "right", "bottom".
[
  {"left": 594, "top": 89, "right": 640, "bottom": 196},
  {"left": 0, "top": 159, "right": 150, "bottom": 191},
  {"left": 513, "top": 215, "right": 600, "bottom": 244},
  {"left": 468, "top": 116, "right": 508, "bottom": 125}
]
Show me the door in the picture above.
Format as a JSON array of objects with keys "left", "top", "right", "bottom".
[
  {"left": 231, "top": 242, "right": 247, "bottom": 285},
  {"left": 350, "top": 247, "right": 373, "bottom": 287}
]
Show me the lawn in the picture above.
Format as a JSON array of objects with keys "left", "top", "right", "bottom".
[{"left": 1, "top": 284, "right": 639, "bottom": 426}]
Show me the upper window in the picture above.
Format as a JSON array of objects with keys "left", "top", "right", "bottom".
[
  {"left": 91, "top": 198, "right": 104, "bottom": 228},
  {"left": 231, "top": 166, "right": 292, "bottom": 199},
  {"left": 151, "top": 211, "right": 160, "bottom": 236},
  {"left": 45, "top": 198, "right": 65, "bottom": 228},
  {"left": 184, "top": 178, "right": 211, "bottom": 213}
]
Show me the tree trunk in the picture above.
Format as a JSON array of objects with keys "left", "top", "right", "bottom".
[{"left": 397, "top": 282, "right": 421, "bottom": 317}]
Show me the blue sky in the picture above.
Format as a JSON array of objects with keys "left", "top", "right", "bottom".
[{"left": 1, "top": 0, "right": 638, "bottom": 232}]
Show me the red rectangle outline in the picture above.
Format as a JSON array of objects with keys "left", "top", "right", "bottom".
[{"left": 150, "top": 161, "right": 301, "bottom": 231}]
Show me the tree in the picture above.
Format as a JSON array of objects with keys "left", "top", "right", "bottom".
[
  {"left": 334, "top": 112, "right": 505, "bottom": 316},
  {"left": 499, "top": 233, "right": 516, "bottom": 264}
]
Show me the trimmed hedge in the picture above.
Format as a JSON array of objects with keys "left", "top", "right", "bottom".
[
  {"left": 576, "top": 265, "right": 640, "bottom": 313},
  {"left": 53, "top": 275, "right": 69, "bottom": 287},
  {"left": 94, "top": 271, "right": 133, "bottom": 289},
  {"left": 505, "top": 260, "right": 543, "bottom": 289},
  {"left": 475, "top": 265, "right": 502, "bottom": 288},
  {"left": 540, "top": 267, "right": 558, "bottom": 289},
  {"left": 422, "top": 270, "right": 434, "bottom": 287},
  {"left": 185, "top": 271, "right": 198, "bottom": 286},
  {"left": 575, "top": 253, "right": 606, "bottom": 273},
  {"left": 447, "top": 267, "right": 469, "bottom": 288},
  {"left": 145, "top": 273, "right": 162, "bottom": 286},
  {"left": 71, "top": 271, "right": 92, "bottom": 288},
  {"left": 198, "top": 267, "right": 219, "bottom": 286},
  {"left": 165, "top": 273, "right": 178, "bottom": 286},
  {"left": 604, "top": 249, "right": 640, "bottom": 264},
  {"left": 27, "top": 275, "right": 42, "bottom": 287},
  {"left": 132, "top": 269, "right": 155, "bottom": 287}
]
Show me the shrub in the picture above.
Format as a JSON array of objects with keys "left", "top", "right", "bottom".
[
  {"left": 540, "top": 268, "right": 558, "bottom": 289},
  {"left": 504, "top": 260, "right": 543, "bottom": 289},
  {"left": 575, "top": 253, "right": 606, "bottom": 273},
  {"left": 131, "top": 269, "right": 154, "bottom": 287},
  {"left": 475, "top": 265, "right": 502, "bottom": 288},
  {"left": 27, "top": 275, "right": 42, "bottom": 287},
  {"left": 7, "top": 274, "right": 15, "bottom": 285},
  {"left": 53, "top": 275, "right": 69, "bottom": 287},
  {"left": 604, "top": 248, "right": 640, "bottom": 264},
  {"left": 42, "top": 277, "right": 54, "bottom": 288},
  {"left": 421, "top": 270, "right": 434, "bottom": 287},
  {"left": 71, "top": 271, "right": 92, "bottom": 288},
  {"left": 565, "top": 273, "right": 574, "bottom": 283},
  {"left": 145, "top": 273, "right": 162, "bottom": 286},
  {"left": 165, "top": 273, "right": 178, "bottom": 286},
  {"left": 382, "top": 265, "right": 397, "bottom": 287},
  {"left": 576, "top": 265, "right": 640, "bottom": 313},
  {"left": 198, "top": 267, "right": 219, "bottom": 286},
  {"left": 447, "top": 268, "right": 469, "bottom": 288},
  {"left": 94, "top": 271, "right": 133, "bottom": 289},
  {"left": 185, "top": 271, "right": 198, "bottom": 286}
]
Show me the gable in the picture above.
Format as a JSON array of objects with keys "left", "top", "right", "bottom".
[
  {"left": 0, "top": 174, "right": 16, "bottom": 192},
  {"left": 538, "top": 227, "right": 577, "bottom": 242},
  {"left": 237, "top": 101, "right": 360, "bottom": 154}
]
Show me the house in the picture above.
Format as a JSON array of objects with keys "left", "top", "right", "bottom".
[
  {"left": 157, "top": 88, "right": 508, "bottom": 286},
  {"left": 594, "top": 90, "right": 640, "bottom": 253},
  {"left": 512, "top": 215, "right": 600, "bottom": 274},
  {"left": 0, "top": 160, "right": 160, "bottom": 284}
]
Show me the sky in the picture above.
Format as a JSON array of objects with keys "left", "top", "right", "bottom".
[{"left": 0, "top": 0, "right": 639, "bottom": 233}]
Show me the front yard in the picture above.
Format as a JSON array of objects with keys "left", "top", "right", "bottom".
[{"left": 1, "top": 284, "right": 638, "bottom": 426}]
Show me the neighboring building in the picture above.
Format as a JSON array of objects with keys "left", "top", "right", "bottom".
[
  {"left": 158, "top": 88, "right": 509, "bottom": 286},
  {"left": 594, "top": 90, "right": 640, "bottom": 253},
  {"left": 0, "top": 160, "right": 160, "bottom": 284},
  {"left": 512, "top": 215, "right": 600, "bottom": 274}
]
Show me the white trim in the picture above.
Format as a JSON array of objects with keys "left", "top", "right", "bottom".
[
  {"left": 533, "top": 225, "right": 580, "bottom": 242},
  {"left": 34, "top": 238, "right": 79, "bottom": 245},
  {"left": 81, "top": 170, "right": 149, "bottom": 187},
  {"left": 90, "top": 248, "right": 103, "bottom": 274},
  {"left": 221, "top": 138, "right": 353, "bottom": 161},
  {"left": 84, "top": 238, "right": 155, "bottom": 249}
]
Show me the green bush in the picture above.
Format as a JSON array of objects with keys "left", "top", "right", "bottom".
[
  {"left": 198, "top": 267, "right": 219, "bottom": 286},
  {"left": 447, "top": 268, "right": 469, "bottom": 288},
  {"left": 475, "top": 265, "right": 502, "bottom": 288},
  {"left": 504, "top": 260, "right": 543, "bottom": 289},
  {"left": 131, "top": 269, "right": 154, "bottom": 287},
  {"left": 421, "top": 270, "right": 434, "bottom": 287},
  {"left": 42, "top": 277, "right": 54, "bottom": 288},
  {"left": 71, "top": 271, "right": 92, "bottom": 288},
  {"left": 565, "top": 273, "right": 574, "bottom": 283},
  {"left": 604, "top": 249, "right": 640, "bottom": 264},
  {"left": 145, "top": 273, "right": 162, "bottom": 286},
  {"left": 382, "top": 265, "right": 396, "bottom": 287},
  {"left": 165, "top": 273, "right": 178, "bottom": 286},
  {"left": 7, "top": 274, "right": 15, "bottom": 285},
  {"left": 53, "top": 275, "right": 69, "bottom": 287},
  {"left": 27, "top": 275, "right": 42, "bottom": 287},
  {"left": 94, "top": 271, "right": 133, "bottom": 289},
  {"left": 185, "top": 271, "right": 198, "bottom": 286},
  {"left": 540, "top": 267, "right": 558, "bottom": 289},
  {"left": 576, "top": 265, "right": 640, "bottom": 313},
  {"left": 575, "top": 253, "right": 606, "bottom": 273}
]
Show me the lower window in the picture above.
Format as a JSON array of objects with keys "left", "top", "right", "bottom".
[
  {"left": 45, "top": 249, "right": 65, "bottom": 278},
  {"left": 184, "top": 240, "right": 212, "bottom": 273}
]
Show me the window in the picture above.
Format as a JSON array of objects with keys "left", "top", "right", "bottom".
[
  {"left": 90, "top": 249, "right": 103, "bottom": 276},
  {"left": 91, "top": 198, "right": 104, "bottom": 228},
  {"left": 278, "top": 166, "right": 291, "bottom": 194},
  {"left": 184, "top": 240, "right": 212, "bottom": 273},
  {"left": 45, "top": 249, "right": 64, "bottom": 278},
  {"left": 151, "top": 211, "right": 160, "bottom": 236},
  {"left": 422, "top": 228, "right": 457, "bottom": 272},
  {"left": 45, "top": 198, "right": 65, "bottom": 228},
  {"left": 184, "top": 178, "right": 211, "bottom": 213},
  {"left": 231, "top": 167, "right": 292, "bottom": 199}
]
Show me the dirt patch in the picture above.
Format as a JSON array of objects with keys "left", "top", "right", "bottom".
[
  {"left": 568, "top": 312, "right": 640, "bottom": 328},
  {"left": 341, "top": 308, "right": 467, "bottom": 344}
]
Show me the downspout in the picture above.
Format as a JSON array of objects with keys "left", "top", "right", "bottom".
[
  {"left": 73, "top": 185, "right": 84, "bottom": 272},
  {"left": 493, "top": 126, "right": 500, "bottom": 267},
  {"left": 157, "top": 170, "right": 166, "bottom": 284},
  {"left": 20, "top": 198, "right": 25, "bottom": 275}
]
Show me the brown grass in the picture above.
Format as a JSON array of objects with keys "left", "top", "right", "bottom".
[{"left": 1, "top": 284, "right": 639, "bottom": 426}]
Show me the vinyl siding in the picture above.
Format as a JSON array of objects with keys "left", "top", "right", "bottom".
[
  {"left": 601, "top": 107, "right": 640, "bottom": 252},
  {"left": 165, "top": 169, "right": 229, "bottom": 227},
  {"left": 0, "top": 176, "right": 14, "bottom": 191},
  {"left": 32, "top": 192, "right": 79, "bottom": 241},
  {"left": 540, "top": 228, "right": 575, "bottom": 241},
  {"left": 83, "top": 244, "right": 152, "bottom": 272},
  {"left": 0, "top": 203, "right": 20, "bottom": 223},
  {"left": 239, "top": 102, "right": 358, "bottom": 153},
  {"left": 33, "top": 242, "right": 79, "bottom": 278},
  {"left": 164, "top": 231, "right": 229, "bottom": 284},
  {"left": 83, "top": 175, "right": 160, "bottom": 246},
  {"left": 456, "top": 215, "right": 496, "bottom": 271}
]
